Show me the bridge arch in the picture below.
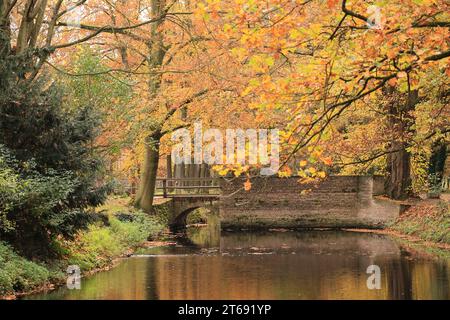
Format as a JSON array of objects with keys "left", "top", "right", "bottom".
[
  {"left": 171, "top": 206, "right": 202, "bottom": 228},
  {"left": 169, "top": 198, "right": 219, "bottom": 229}
]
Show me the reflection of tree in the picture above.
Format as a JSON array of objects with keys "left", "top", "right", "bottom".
[
  {"left": 149, "top": 232, "right": 403, "bottom": 299},
  {"left": 37, "top": 233, "right": 450, "bottom": 300},
  {"left": 387, "top": 248, "right": 417, "bottom": 300},
  {"left": 145, "top": 256, "right": 159, "bottom": 300},
  {"left": 408, "top": 257, "right": 450, "bottom": 299},
  {"left": 386, "top": 247, "right": 450, "bottom": 300},
  {"left": 438, "top": 263, "right": 450, "bottom": 299}
]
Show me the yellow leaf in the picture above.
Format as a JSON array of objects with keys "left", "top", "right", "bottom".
[
  {"left": 218, "top": 168, "right": 229, "bottom": 176},
  {"left": 233, "top": 167, "right": 243, "bottom": 177},
  {"left": 289, "top": 29, "right": 301, "bottom": 40},
  {"left": 223, "top": 24, "right": 232, "bottom": 33}
]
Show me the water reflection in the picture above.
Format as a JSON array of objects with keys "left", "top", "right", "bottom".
[{"left": 27, "top": 226, "right": 450, "bottom": 300}]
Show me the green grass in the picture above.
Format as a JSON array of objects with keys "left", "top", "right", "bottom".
[
  {"left": 66, "top": 210, "right": 165, "bottom": 271},
  {"left": 0, "top": 242, "right": 51, "bottom": 296},
  {"left": 96, "top": 195, "right": 132, "bottom": 214},
  {"left": 388, "top": 200, "right": 450, "bottom": 245},
  {"left": 0, "top": 196, "right": 167, "bottom": 297}
]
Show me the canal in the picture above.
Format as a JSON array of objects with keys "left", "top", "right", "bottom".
[{"left": 26, "top": 219, "right": 450, "bottom": 300}]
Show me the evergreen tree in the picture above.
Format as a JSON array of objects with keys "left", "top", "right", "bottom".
[{"left": 0, "top": 58, "right": 108, "bottom": 257}]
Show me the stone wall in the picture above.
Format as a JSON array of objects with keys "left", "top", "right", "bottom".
[
  {"left": 372, "top": 175, "right": 385, "bottom": 195},
  {"left": 219, "top": 176, "right": 399, "bottom": 229}
]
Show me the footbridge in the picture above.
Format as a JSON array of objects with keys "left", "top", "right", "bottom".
[{"left": 155, "top": 178, "right": 221, "bottom": 228}]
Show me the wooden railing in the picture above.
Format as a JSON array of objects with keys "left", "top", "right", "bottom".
[{"left": 154, "top": 178, "right": 221, "bottom": 198}]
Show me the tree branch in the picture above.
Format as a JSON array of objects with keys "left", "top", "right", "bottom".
[
  {"left": 161, "top": 89, "right": 210, "bottom": 125},
  {"left": 340, "top": 128, "right": 450, "bottom": 167},
  {"left": 341, "top": 0, "right": 367, "bottom": 23},
  {"left": 424, "top": 49, "right": 450, "bottom": 61}
]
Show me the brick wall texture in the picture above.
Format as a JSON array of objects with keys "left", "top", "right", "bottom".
[{"left": 219, "top": 176, "right": 399, "bottom": 229}]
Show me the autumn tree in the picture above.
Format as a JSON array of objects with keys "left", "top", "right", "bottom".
[
  {"left": 196, "top": 0, "right": 449, "bottom": 199},
  {"left": 0, "top": 1, "right": 234, "bottom": 212}
]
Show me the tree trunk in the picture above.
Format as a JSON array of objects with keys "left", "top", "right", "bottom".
[
  {"left": 386, "top": 143, "right": 412, "bottom": 199},
  {"left": 134, "top": 133, "right": 161, "bottom": 212},
  {"left": 385, "top": 88, "right": 418, "bottom": 200},
  {"left": 0, "top": 1, "right": 11, "bottom": 59},
  {"left": 134, "top": 0, "right": 166, "bottom": 212}
]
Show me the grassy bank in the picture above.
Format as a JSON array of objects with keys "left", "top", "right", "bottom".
[
  {"left": 0, "top": 196, "right": 167, "bottom": 298},
  {"left": 0, "top": 243, "right": 59, "bottom": 297},
  {"left": 387, "top": 199, "right": 450, "bottom": 246}
]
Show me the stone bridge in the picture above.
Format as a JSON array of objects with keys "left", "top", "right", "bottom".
[
  {"left": 155, "top": 175, "right": 400, "bottom": 229},
  {"left": 154, "top": 178, "right": 220, "bottom": 228},
  {"left": 169, "top": 197, "right": 219, "bottom": 228}
]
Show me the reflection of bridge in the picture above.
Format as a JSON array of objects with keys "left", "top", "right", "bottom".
[{"left": 155, "top": 178, "right": 221, "bottom": 228}]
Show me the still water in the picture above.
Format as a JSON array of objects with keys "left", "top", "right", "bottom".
[{"left": 28, "top": 221, "right": 450, "bottom": 300}]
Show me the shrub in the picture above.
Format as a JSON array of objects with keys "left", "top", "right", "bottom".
[
  {"left": 0, "top": 146, "right": 100, "bottom": 257},
  {"left": 110, "top": 212, "right": 163, "bottom": 246},
  {"left": 0, "top": 242, "right": 50, "bottom": 296},
  {"left": 0, "top": 73, "right": 110, "bottom": 257},
  {"left": 66, "top": 212, "right": 164, "bottom": 271}
]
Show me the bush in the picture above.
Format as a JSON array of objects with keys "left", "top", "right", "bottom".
[
  {"left": 0, "top": 201, "right": 166, "bottom": 296},
  {"left": 0, "top": 73, "right": 109, "bottom": 257},
  {"left": 0, "top": 146, "right": 100, "bottom": 257},
  {"left": 0, "top": 242, "right": 50, "bottom": 296},
  {"left": 66, "top": 212, "right": 164, "bottom": 271},
  {"left": 67, "top": 225, "right": 122, "bottom": 270}
]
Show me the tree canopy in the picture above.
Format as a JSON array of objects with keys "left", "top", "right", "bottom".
[{"left": 1, "top": 0, "right": 449, "bottom": 210}]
